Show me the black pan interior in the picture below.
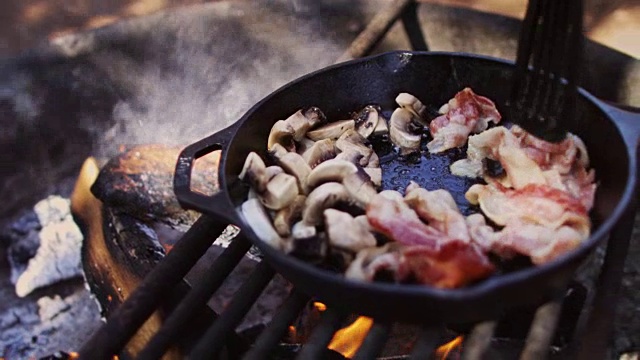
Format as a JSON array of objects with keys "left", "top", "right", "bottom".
[{"left": 216, "top": 52, "right": 632, "bottom": 323}]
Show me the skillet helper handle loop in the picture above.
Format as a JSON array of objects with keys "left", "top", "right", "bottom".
[{"left": 174, "top": 124, "right": 237, "bottom": 220}]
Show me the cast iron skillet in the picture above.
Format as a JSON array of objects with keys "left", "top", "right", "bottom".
[{"left": 174, "top": 51, "right": 639, "bottom": 325}]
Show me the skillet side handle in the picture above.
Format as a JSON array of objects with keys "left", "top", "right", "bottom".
[{"left": 174, "top": 123, "right": 239, "bottom": 223}]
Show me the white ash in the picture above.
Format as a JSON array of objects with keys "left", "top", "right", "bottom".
[{"left": 14, "top": 196, "right": 84, "bottom": 297}]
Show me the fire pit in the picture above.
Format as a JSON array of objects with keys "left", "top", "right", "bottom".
[{"left": 1, "top": 0, "right": 638, "bottom": 359}]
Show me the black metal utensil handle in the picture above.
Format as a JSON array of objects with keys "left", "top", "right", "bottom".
[{"left": 174, "top": 122, "right": 241, "bottom": 223}]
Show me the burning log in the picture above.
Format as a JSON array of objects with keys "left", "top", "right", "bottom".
[{"left": 90, "top": 144, "right": 219, "bottom": 230}]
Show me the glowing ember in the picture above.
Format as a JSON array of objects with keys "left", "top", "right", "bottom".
[
  {"left": 314, "top": 302, "right": 327, "bottom": 312},
  {"left": 327, "top": 316, "right": 374, "bottom": 358},
  {"left": 435, "top": 336, "right": 463, "bottom": 359},
  {"left": 69, "top": 352, "right": 79, "bottom": 359}
]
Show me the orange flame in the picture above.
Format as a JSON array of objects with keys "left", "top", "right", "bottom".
[
  {"left": 314, "top": 302, "right": 327, "bottom": 312},
  {"left": 435, "top": 336, "right": 463, "bottom": 359},
  {"left": 69, "top": 352, "right": 79, "bottom": 359},
  {"left": 327, "top": 316, "right": 374, "bottom": 358}
]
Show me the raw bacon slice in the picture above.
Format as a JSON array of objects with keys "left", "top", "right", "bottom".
[
  {"left": 427, "top": 88, "right": 501, "bottom": 153},
  {"left": 366, "top": 191, "right": 495, "bottom": 288},
  {"left": 366, "top": 191, "right": 444, "bottom": 248},
  {"left": 466, "top": 214, "right": 584, "bottom": 265},
  {"left": 466, "top": 183, "right": 590, "bottom": 236}
]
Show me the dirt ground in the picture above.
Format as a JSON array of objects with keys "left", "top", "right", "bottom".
[{"left": 1, "top": 0, "right": 639, "bottom": 58}]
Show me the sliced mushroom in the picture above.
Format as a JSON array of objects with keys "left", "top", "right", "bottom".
[
  {"left": 286, "top": 221, "right": 327, "bottom": 262},
  {"left": 302, "top": 182, "right": 351, "bottom": 225},
  {"left": 238, "top": 152, "right": 268, "bottom": 192},
  {"left": 301, "top": 138, "right": 337, "bottom": 168},
  {"left": 273, "top": 195, "right": 306, "bottom": 237},
  {"left": 367, "top": 152, "right": 379, "bottom": 168},
  {"left": 343, "top": 171, "right": 378, "bottom": 207},
  {"left": 265, "top": 165, "right": 284, "bottom": 180},
  {"left": 353, "top": 106, "right": 380, "bottom": 139},
  {"left": 303, "top": 106, "right": 327, "bottom": 127},
  {"left": 324, "top": 209, "right": 376, "bottom": 252},
  {"left": 306, "top": 159, "right": 358, "bottom": 190},
  {"left": 260, "top": 172, "right": 299, "bottom": 210},
  {"left": 271, "top": 143, "right": 312, "bottom": 193},
  {"left": 241, "top": 198, "right": 282, "bottom": 249},
  {"left": 363, "top": 167, "right": 382, "bottom": 188},
  {"left": 297, "top": 137, "right": 316, "bottom": 155},
  {"left": 336, "top": 129, "right": 373, "bottom": 166},
  {"left": 307, "top": 119, "right": 355, "bottom": 141},
  {"left": 345, "top": 243, "right": 403, "bottom": 282},
  {"left": 389, "top": 108, "right": 421, "bottom": 155},
  {"left": 268, "top": 120, "right": 296, "bottom": 151},
  {"left": 396, "top": 93, "right": 427, "bottom": 125},
  {"left": 284, "top": 107, "right": 326, "bottom": 141},
  {"left": 335, "top": 149, "right": 364, "bottom": 164},
  {"left": 372, "top": 116, "right": 389, "bottom": 136}
]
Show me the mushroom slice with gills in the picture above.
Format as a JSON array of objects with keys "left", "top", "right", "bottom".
[
  {"left": 273, "top": 195, "right": 306, "bottom": 237},
  {"left": 241, "top": 198, "right": 283, "bottom": 249},
  {"left": 343, "top": 171, "right": 378, "bottom": 207},
  {"left": 363, "top": 167, "right": 382, "bottom": 188},
  {"left": 396, "top": 93, "right": 427, "bottom": 125},
  {"left": 286, "top": 221, "right": 327, "bottom": 262},
  {"left": 238, "top": 152, "right": 268, "bottom": 193},
  {"left": 307, "top": 119, "right": 355, "bottom": 141},
  {"left": 336, "top": 129, "right": 373, "bottom": 167},
  {"left": 302, "top": 182, "right": 352, "bottom": 226},
  {"left": 270, "top": 143, "right": 312, "bottom": 193},
  {"left": 260, "top": 172, "right": 299, "bottom": 210},
  {"left": 301, "top": 138, "right": 337, "bottom": 168},
  {"left": 389, "top": 108, "right": 421, "bottom": 155},
  {"left": 306, "top": 159, "right": 358, "bottom": 190},
  {"left": 268, "top": 120, "right": 296, "bottom": 152},
  {"left": 324, "top": 209, "right": 376, "bottom": 252},
  {"left": 354, "top": 105, "right": 380, "bottom": 139},
  {"left": 285, "top": 107, "right": 326, "bottom": 141}
]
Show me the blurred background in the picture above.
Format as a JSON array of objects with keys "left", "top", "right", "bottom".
[{"left": 1, "top": 0, "right": 639, "bottom": 59}]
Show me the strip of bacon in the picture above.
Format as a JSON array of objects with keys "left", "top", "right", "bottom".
[
  {"left": 366, "top": 191, "right": 444, "bottom": 248},
  {"left": 427, "top": 88, "right": 501, "bottom": 153},
  {"left": 466, "top": 214, "right": 584, "bottom": 265},
  {"left": 366, "top": 192, "right": 495, "bottom": 288},
  {"left": 404, "top": 187, "right": 471, "bottom": 243}
]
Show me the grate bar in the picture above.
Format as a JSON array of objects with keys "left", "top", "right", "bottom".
[
  {"left": 400, "top": 0, "right": 429, "bottom": 51},
  {"left": 409, "top": 325, "right": 446, "bottom": 359},
  {"left": 520, "top": 299, "right": 564, "bottom": 360},
  {"left": 295, "top": 307, "right": 347, "bottom": 360},
  {"left": 189, "top": 260, "right": 276, "bottom": 358},
  {"left": 242, "top": 290, "right": 310, "bottom": 360},
  {"left": 353, "top": 321, "right": 391, "bottom": 360},
  {"left": 138, "top": 234, "right": 252, "bottom": 360},
  {"left": 461, "top": 321, "right": 497, "bottom": 360},
  {"left": 337, "top": 0, "right": 414, "bottom": 62},
  {"left": 77, "top": 216, "right": 229, "bottom": 359}
]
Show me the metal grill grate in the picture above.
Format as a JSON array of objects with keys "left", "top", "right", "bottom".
[{"left": 77, "top": 1, "right": 635, "bottom": 358}]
